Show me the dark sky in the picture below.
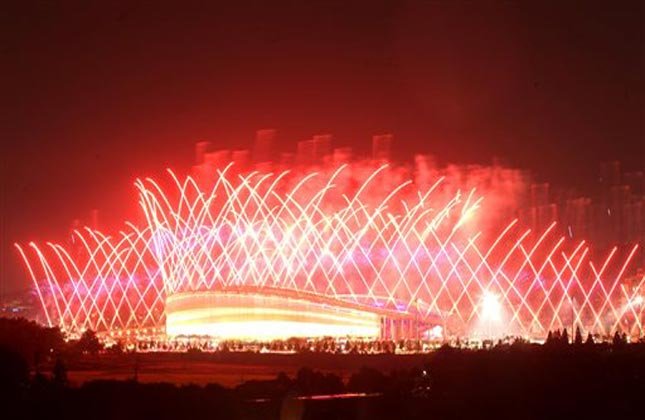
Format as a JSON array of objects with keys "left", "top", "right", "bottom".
[{"left": 1, "top": 1, "right": 644, "bottom": 295}]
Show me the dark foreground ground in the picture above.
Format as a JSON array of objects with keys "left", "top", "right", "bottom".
[
  {"left": 1, "top": 319, "right": 644, "bottom": 419},
  {"left": 3, "top": 344, "right": 645, "bottom": 419}
]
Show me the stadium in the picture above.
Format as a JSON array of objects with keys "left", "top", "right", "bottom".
[{"left": 16, "top": 150, "right": 645, "bottom": 343}]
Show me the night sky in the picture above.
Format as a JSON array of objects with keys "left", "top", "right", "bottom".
[{"left": 1, "top": 1, "right": 643, "bottom": 295}]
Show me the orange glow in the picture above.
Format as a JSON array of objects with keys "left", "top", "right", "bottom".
[{"left": 166, "top": 290, "right": 381, "bottom": 339}]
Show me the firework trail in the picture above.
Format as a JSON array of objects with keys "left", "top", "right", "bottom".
[{"left": 16, "top": 162, "right": 644, "bottom": 339}]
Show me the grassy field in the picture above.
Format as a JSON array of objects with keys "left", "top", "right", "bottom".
[{"left": 63, "top": 352, "right": 432, "bottom": 387}]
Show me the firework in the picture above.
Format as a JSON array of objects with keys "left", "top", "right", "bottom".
[{"left": 16, "top": 163, "right": 644, "bottom": 340}]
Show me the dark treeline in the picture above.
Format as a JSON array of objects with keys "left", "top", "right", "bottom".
[{"left": 1, "top": 318, "right": 644, "bottom": 419}]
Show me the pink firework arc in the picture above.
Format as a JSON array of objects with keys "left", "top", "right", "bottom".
[{"left": 16, "top": 163, "right": 645, "bottom": 341}]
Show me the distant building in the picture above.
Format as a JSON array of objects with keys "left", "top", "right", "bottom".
[
  {"left": 599, "top": 160, "right": 621, "bottom": 189},
  {"left": 231, "top": 149, "right": 251, "bottom": 170},
  {"left": 332, "top": 147, "right": 352, "bottom": 165},
  {"left": 192, "top": 139, "right": 645, "bottom": 260},
  {"left": 297, "top": 139, "right": 316, "bottom": 165},
  {"left": 312, "top": 134, "right": 332, "bottom": 163},
  {"left": 253, "top": 129, "right": 276, "bottom": 163},
  {"left": 372, "top": 134, "right": 393, "bottom": 161},
  {"left": 195, "top": 141, "right": 211, "bottom": 165}
]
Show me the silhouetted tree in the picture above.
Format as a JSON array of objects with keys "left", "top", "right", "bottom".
[
  {"left": 76, "top": 329, "right": 102, "bottom": 354},
  {"left": 52, "top": 357, "right": 68, "bottom": 387},
  {"left": 612, "top": 330, "right": 625, "bottom": 347},
  {"left": 276, "top": 372, "right": 291, "bottom": 387},
  {"left": 585, "top": 332, "right": 594, "bottom": 346},
  {"left": 0, "top": 347, "right": 29, "bottom": 397},
  {"left": 106, "top": 340, "right": 124, "bottom": 354},
  {"left": 574, "top": 327, "right": 583, "bottom": 345},
  {"left": 347, "top": 367, "right": 389, "bottom": 393},
  {"left": 294, "top": 367, "right": 344, "bottom": 395},
  {"left": 561, "top": 328, "right": 569, "bottom": 344},
  {"left": 0, "top": 318, "right": 64, "bottom": 364}
]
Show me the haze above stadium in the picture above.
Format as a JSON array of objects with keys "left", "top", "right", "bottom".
[{"left": 1, "top": 1, "right": 643, "bottom": 298}]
